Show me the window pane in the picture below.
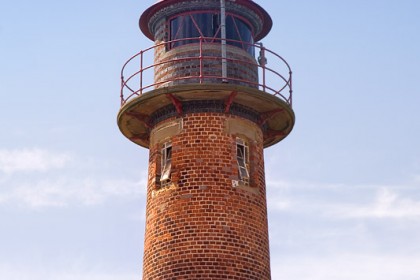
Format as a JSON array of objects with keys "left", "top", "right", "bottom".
[
  {"left": 161, "top": 144, "right": 172, "bottom": 182},
  {"left": 169, "top": 12, "right": 254, "bottom": 55},
  {"left": 226, "top": 16, "right": 241, "bottom": 47},
  {"left": 160, "top": 160, "right": 172, "bottom": 181},
  {"left": 237, "top": 145, "right": 244, "bottom": 159},
  {"left": 225, "top": 15, "right": 254, "bottom": 55},
  {"left": 192, "top": 13, "right": 213, "bottom": 38},
  {"left": 212, "top": 14, "right": 220, "bottom": 39},
  {"left": 235, "top": 17, "right": 254, "bottom": 55},
  {"left": 239, "top": 166, "right": 248, "bottom": 179},
  {"left": 236, "top": 143, "right": 249, "bottom": 180},
  {"left": 170, "top": 16, "right": 183, "bottom": 47},
  {"left": 166, "top": 146, "right": 172, "bottom": 161}
]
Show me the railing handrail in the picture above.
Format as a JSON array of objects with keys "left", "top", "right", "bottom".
[{"left": 120, "top": 37, "right": 292, "bottom": 107}]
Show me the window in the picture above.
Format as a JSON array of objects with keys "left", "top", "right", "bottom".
[
  {"left": 236, "top": 138, "right": 249, "bottom": 182},
  {"left": 160, "top": 142, "right": 172, "bottom": 182},
  {"left": 225, "top": 15, "right": 254, "bottom": 53},
  {"left": 169, "top": 12, "right": 254, "bottom": 55}
]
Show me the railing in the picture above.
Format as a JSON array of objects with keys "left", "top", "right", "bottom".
[{"left": 120, "top": 37, "right": 292, "bottom": 107}]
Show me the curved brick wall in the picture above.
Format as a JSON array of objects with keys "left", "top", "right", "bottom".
[
  {"left": 154, "top": 44, "right": 259, "bottom": 88},
  {"left": 143, "top": 112, "right": 271, "bottom": 279}
]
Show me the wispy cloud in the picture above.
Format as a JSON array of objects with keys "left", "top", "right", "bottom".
[
  {"left": 0, "top": 147, "right": 148, "bottom": 209},
  {"left": 266, "top": 178, "right": 420, "bottom": 220},
  {"left": 338, "top": 188, "right": 420, "bottom": 219},
  {"left": 0, "top": 176, "right": 146, "bottom": 209},
  {"left": 0, "top": 262, "right": 140, "bottom": 280},
  {"left": 267, "top": 179, "right": 420, "bottom": 266},
  {"left": 271, "top": 254, "right": 420, "bottom": 280},
  {"left": 0, "top": 148, "right": 72, "bottom": 173}
]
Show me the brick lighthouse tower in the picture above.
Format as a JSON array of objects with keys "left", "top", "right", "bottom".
[{"left": 117, "top": 0, "right": 294, "bottom": 278}]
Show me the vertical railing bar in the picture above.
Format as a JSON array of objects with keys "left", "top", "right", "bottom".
[
  {"left": 289, "top": 71, "right": 293, "bottom": 107},
  {"left": 140, "top": 50, "right": 143, "bottom": 95},
  {"left": 220, "top": 0, "right": 228, "bottom": 81},
  {"left": 199, "top": 36, "right": 203, "bottom": 83},
  {"left": 120, "top": 75, "right": 124, "bottom": 106}
]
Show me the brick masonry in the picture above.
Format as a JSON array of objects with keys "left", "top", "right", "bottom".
[
  {"left": 154, "top": 44, "right": 259, "bottom": 88},
  {"left": 143, "top": 112, "right": 271, "bottom": 279}
]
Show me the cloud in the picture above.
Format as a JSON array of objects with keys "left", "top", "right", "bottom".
[
  {"left": 0, "top": 146, "right": 149, "bottom": 209},
  {"left": 271, "top": 254, "right": 420, "bottom": 280},
  {"left": 0, "top": 176, "right": 147, "bottom": 209},
  {"left": 0, "top": 148, "right": 71, "bottom": 173},
  {"left": 266, "top": 179, "right": 420, "bottom": 265},
  {"left": 266, "top": 178, "right": 420, "bottom": 220},
  {"left": 0, "top": 262, "right": 139, "bottom": 280},
  {"left": 338, "top": 188, "right": 420, "bottom": 219}
]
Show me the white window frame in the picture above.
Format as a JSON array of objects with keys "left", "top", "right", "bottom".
[
  {"left": 160, "top": 142, "right": 172, "bottom": 182},
  {"left": 236, "top": 138, "right": 249, "bottom": 181}
]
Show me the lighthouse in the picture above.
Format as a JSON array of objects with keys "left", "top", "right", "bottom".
[{"left": 117, "top": 0, "right": 294, "bottom": 278}]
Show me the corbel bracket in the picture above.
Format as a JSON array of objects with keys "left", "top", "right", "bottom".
[
  {"left": 259, "top": 108, "right": 284, "bottom": 126},
  {"left": 224, "top": 91, "right": 238, "bottom": 113},
  {"left": 265, "top": 129, "right": 286, "bottom": 139},
  {"left": 126, "top": 112, "right": 151, "bottom": 128},
  {"left": 167, "top": 93, "right": 183, "bottom": 115},
  {"left": 130, "top": 133, "right": 149, "bottom": 142}
]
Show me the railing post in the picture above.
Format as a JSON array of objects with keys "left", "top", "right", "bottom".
[
  {"left": 289, "top": 71, "right": 293, "bottom": 107},
  {"left": 199, "top": 36, "right": 203, "bottom": 84},
  {"left": 220, "top": 0, "right": 228, "bottom": 82},
  {"left": 120, "top": 75, "right": 124, "bottom": 106},
  {"left": 140, "top": 50, "right": 143, "bottom": 95}
]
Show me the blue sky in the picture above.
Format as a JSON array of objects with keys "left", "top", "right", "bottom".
[{"left": 1, "top": 0, "right": 420, "bottom": 279}]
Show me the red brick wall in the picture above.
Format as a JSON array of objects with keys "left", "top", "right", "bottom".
[{"left": 143, "top": 113, "right": 271, "bottom": 279}]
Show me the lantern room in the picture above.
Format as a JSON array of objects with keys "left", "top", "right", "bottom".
[{"left": 118, "top": 0, "right": 294, "bottom": 148}]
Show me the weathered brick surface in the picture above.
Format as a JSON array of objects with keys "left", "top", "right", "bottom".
[
  {"left": 143, "top": 113, "right": 270, "bottom": 279},
  {"left": 154, "top": 44, "right": 258, "bottom": 88}
]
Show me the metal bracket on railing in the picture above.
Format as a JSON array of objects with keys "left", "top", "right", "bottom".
[
  {"left": 256, "top": 42, "right": 267, "bottom": 92},
  {"left": 257, "top": 43, "right": 267, "bottom": 66}
]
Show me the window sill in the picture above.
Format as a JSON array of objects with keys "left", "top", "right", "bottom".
[{"left": 232, "top": 180, "right": 259, "bottom": 195}]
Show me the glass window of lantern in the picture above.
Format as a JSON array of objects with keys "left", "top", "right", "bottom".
[{"left": 168, "top": 12, "right": 254, "bottom": 55}]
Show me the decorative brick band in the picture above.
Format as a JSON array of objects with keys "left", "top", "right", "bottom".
[{"left": 149, "top": 100, "right": 263, "bottom": 128}]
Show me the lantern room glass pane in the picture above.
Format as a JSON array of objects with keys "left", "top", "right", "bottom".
[
  {"left": 170, "top": 15, "right": 200, "bottom": 48},
  {"left": 169, "top": 12, "right": 254, "bottom": 55},
  {"left": 236, "top": 17, "right": 254, "bottom": 55},
  {"left": 192, "top": 13, "right": 214, "bottom": 38}
]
